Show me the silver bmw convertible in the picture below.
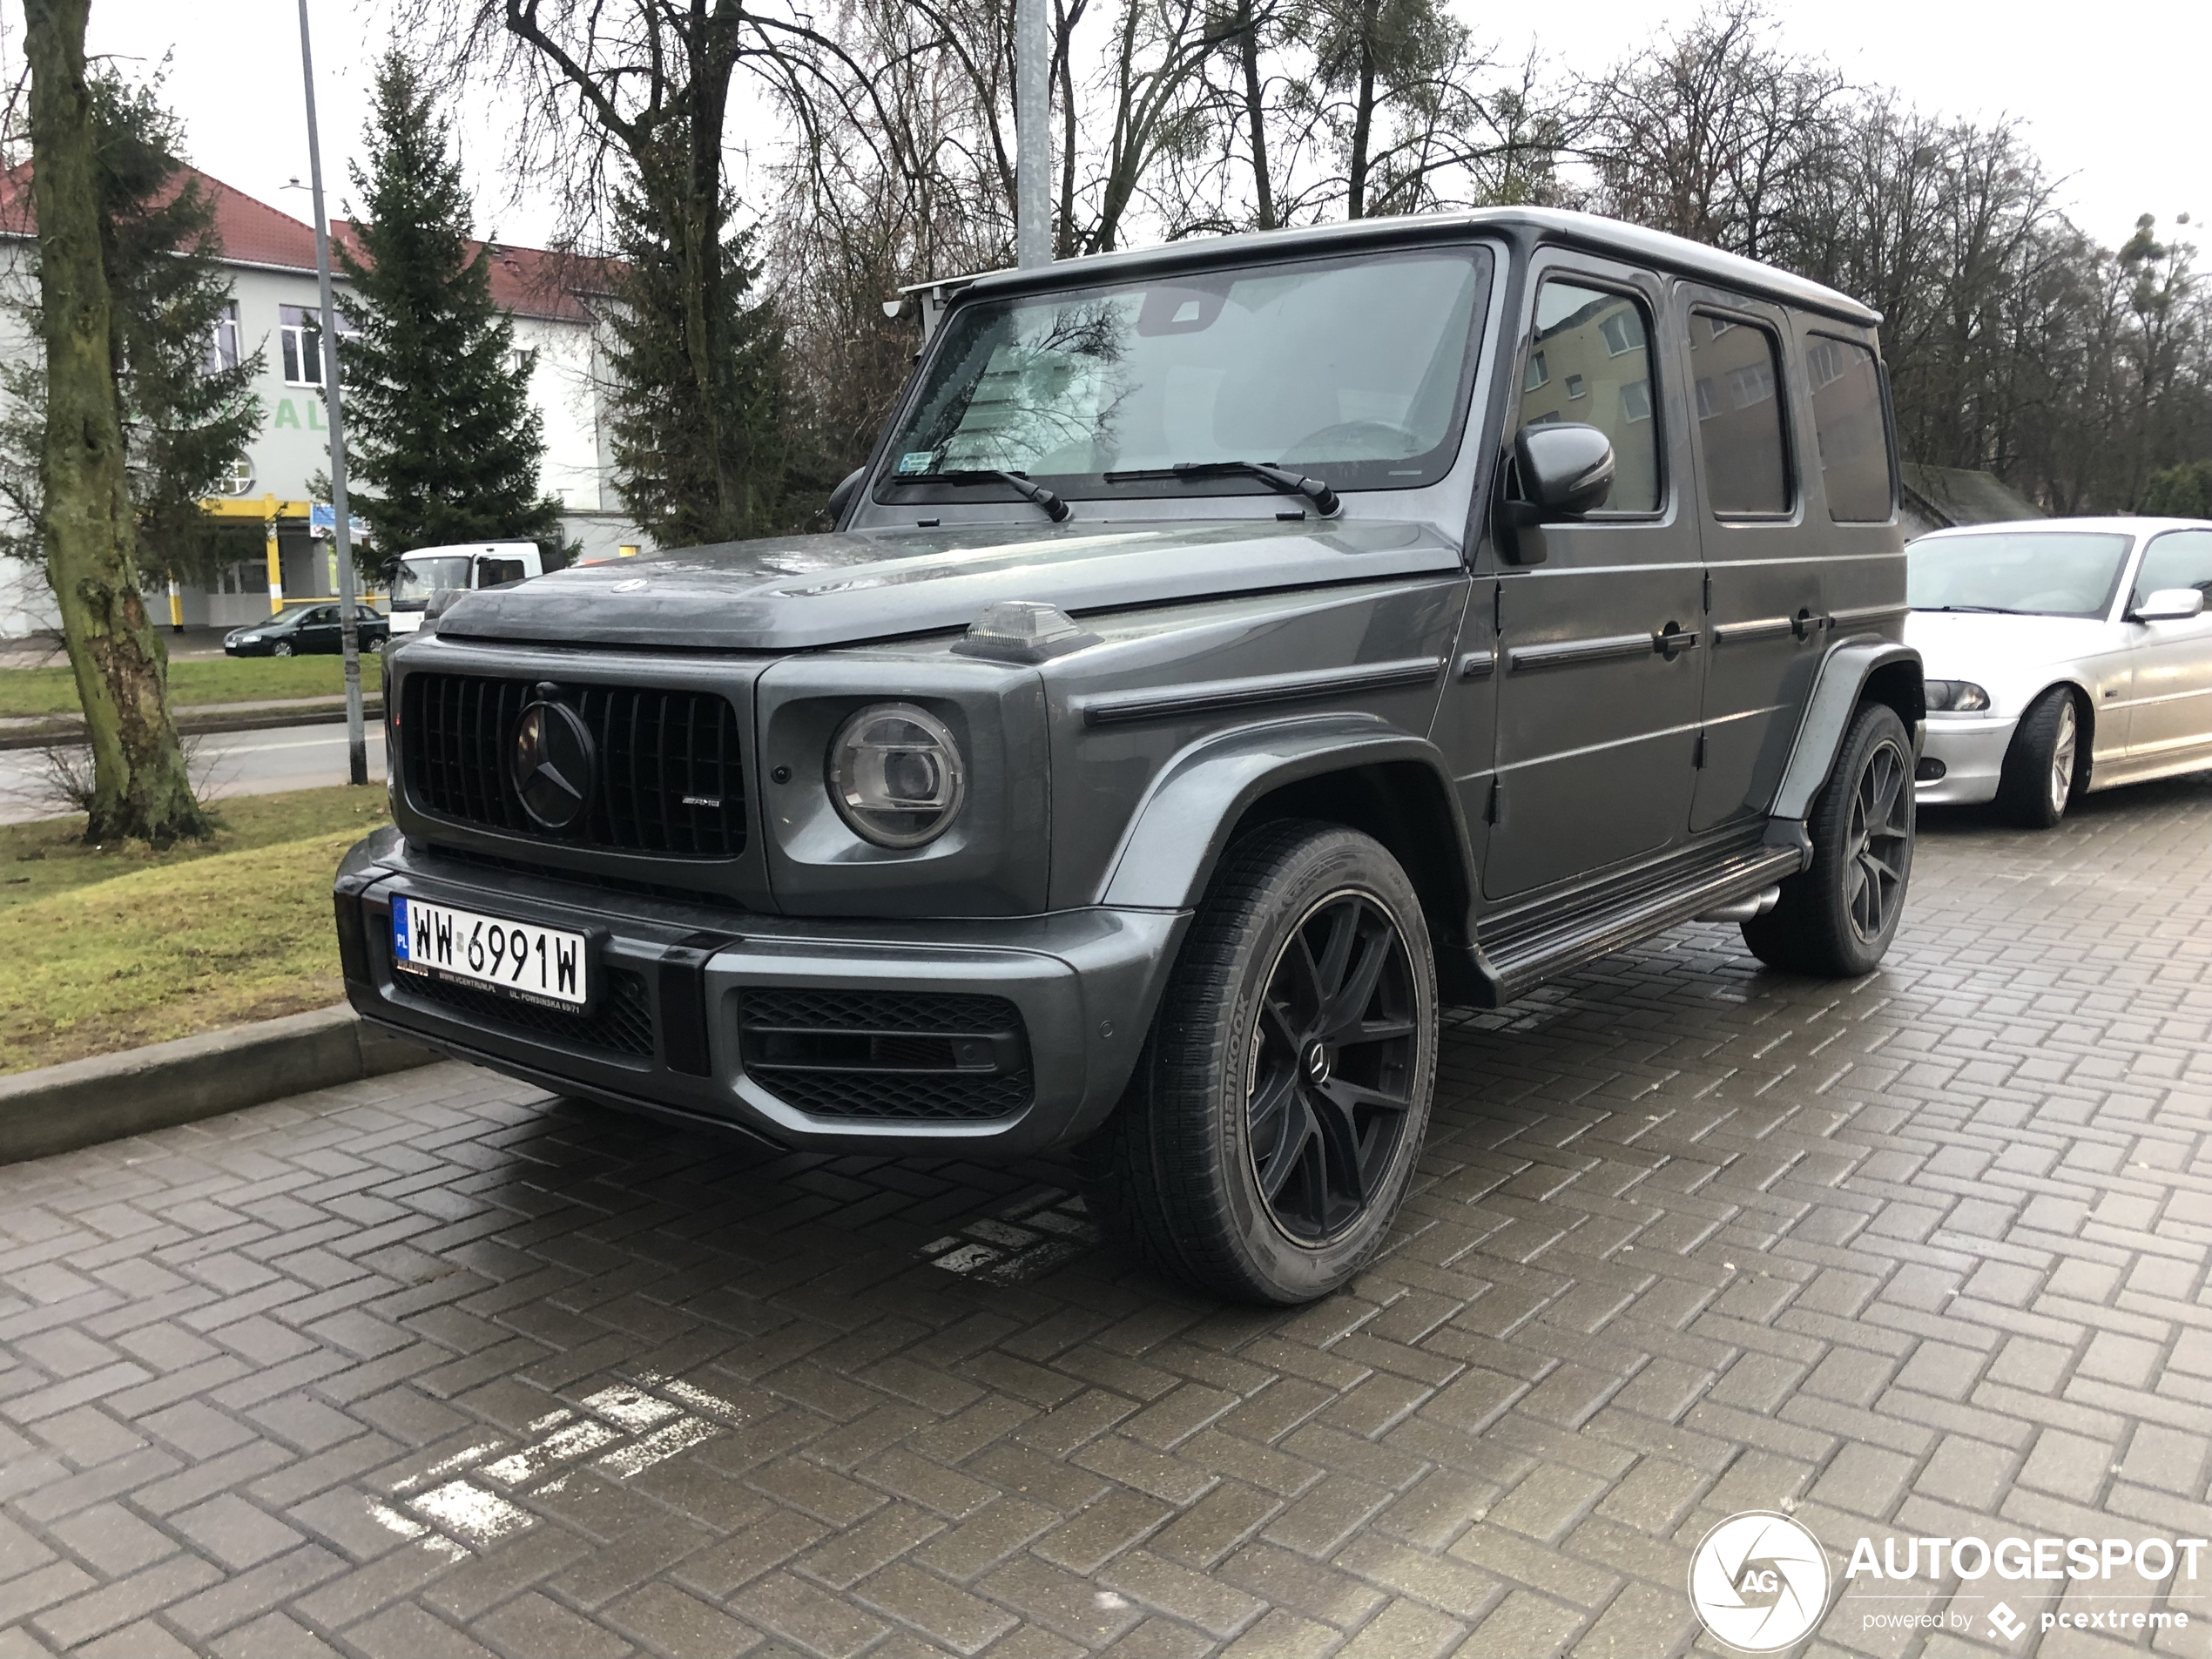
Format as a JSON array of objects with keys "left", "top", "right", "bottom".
[{"left": 1906, "top": 517, "right": 2212, "bottom": 826}]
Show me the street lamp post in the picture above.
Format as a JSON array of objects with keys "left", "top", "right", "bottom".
[
  {"left": 1015, "top": 0, "right": 1049, "bottom": 268},
  {"left": 295, "top": 0, "right": 368, "bottom": 788}
]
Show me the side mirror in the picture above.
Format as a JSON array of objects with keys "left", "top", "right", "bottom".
[
  {"left": 827, "top": 466, "right": 867, "bottom": 523},
  {"left": 1516, "top": 423, "right": 1615, "bottom": 518},
  {"left": 2132, "top": 587, "right": 2206, "bottom": 623}
]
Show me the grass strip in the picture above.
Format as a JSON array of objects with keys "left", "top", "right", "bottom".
[
  {"left": 2, "top": 786, "right": 391, "bottom": 1074},
  {"left": 0, "top": 656, "right": 364, "bottom": 718}
]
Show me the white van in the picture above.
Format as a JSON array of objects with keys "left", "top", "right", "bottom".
[{"left": 387, "top": 542, "right": 545, "bottom": 635}]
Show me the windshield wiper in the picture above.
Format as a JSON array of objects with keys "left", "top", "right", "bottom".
[
  {"left": 1102, "top": 460, "right": 1341, "bottom": 517},
  {"left": 899, "top": 469, "right": 1069, "bottom": 523},
  {"left": 1914, "top": 604, "right": 2028, "bottom": 615}
]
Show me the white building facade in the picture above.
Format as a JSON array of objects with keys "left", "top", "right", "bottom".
[{"left": 0, "top": 169, "right": 650, "bottom": 637}]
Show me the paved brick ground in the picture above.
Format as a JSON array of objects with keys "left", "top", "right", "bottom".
[{"left": 4, "top": 777, "right": 2212, "bottom": 1659}]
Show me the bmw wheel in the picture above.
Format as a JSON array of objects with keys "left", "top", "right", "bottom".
[
  {"left": 1994, "top": 688, "right": 2081, "bottom": 830},
  {"left": 1742, "top": 701, "right": 1915, "bottom": 977},
  {"left": 1080, "top": 820, "right": 1437, "bottom": 1304}
]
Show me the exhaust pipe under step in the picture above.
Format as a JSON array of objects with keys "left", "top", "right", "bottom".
[{"left": 1696, "top": 886, "right": 1780, "bottom": 925}]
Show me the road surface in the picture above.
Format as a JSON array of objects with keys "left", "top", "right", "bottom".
[{"left": 0, "top": 719, "right": 386, "bottom": 825}]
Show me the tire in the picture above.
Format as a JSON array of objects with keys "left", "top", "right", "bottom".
[
  {"left": 1993, "top": 687, "right": 2081, "bottom": 829},
  {"left": 1079, "top": 820, "right": 1439, "bottom": 1305},
  {"left": 1742, "top": 701, "right": 1915, "bottom": 977},
  {"left": 271, "top": 641, "right": 293, "bottom": 658}
]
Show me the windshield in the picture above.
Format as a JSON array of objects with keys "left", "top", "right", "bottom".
[
  {"left": 880, "top": 246, "right": 1492, "bottom": 503},
  {"left": 1907, "top": 531, "right": 2131, "bottom": 619},
  {"left": 390, "top": 556, "right": 474, "bottom": 608}
]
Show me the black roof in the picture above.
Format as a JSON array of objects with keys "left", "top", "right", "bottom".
[{"left": 954, "top": 207, "right": 1880, "bottom": 329}]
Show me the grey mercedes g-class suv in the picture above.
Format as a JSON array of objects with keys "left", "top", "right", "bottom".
[{"left": 336, "top": 207, "right": 1921, "bottom": 1305}]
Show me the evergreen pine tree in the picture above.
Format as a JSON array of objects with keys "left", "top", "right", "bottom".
[
  {"left": 339, "top": 52, "right": 563, "bottom": 579},
  {"left": 604, "top": 143, "right": 788, "bottom": 548}
]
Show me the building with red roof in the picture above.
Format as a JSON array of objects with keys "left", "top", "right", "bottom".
[{"left": 0, "top": 165, "right": 641, "bottom": 636}]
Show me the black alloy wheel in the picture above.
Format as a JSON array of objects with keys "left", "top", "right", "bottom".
[
  {"left": 1844, "top": 730, "right": 1912, "bottom": 943},
  {"left": 1742, "top": 700, "right": 1916, "bottom": 977},
  {"left": 1080, "top": 820, "right": 1438, "bottom": 1305},
  {"left": 1245, "top": 890, "right": 1423, "bottom": 1244}
]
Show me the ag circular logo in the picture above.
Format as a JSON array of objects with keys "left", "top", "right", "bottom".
[
  {"left": 1688, "top": 1512, "right": 1831, "bottom": 1652},
  {"left": 509, "top": 699, "right": 597, "bottom": 830}
]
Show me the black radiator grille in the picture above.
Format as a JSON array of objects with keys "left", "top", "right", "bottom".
[
  {"left": 738, "top": 989, "right": 1033, "bottom": 1122},
  {"left": 403, "top": 672, "right": 745, "bottom": 858},
  {"left": 395, "top": 961, "right": 656, "bottom": 1059}
]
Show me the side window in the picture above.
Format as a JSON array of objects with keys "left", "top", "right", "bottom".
[
  {"left": 1689, "top": 310, "right": 1789, "bottom": 516},
  {"left": 1806, "top": 334, "right": 1893, "bottom": 522},
  {"left": 2133, "top": 530, "right": 2212, "bottom": 607},
  {"left": 1522, "top": 280, "right": 1660, "bottom": 512}
]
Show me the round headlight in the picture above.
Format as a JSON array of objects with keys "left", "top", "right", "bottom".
[{"left": 826, "top": 703, "right": 966, "bottom": 848}]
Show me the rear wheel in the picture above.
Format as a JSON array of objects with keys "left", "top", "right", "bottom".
[
  {"left": 1742, "top": 701, "right": 1914, "bottom": 976},
  {"left": 1994, "top": 687, "right": 2080, "bottom": 829},
  {"left": 1080, "top": 821, "right": 1437, "bottom": 1304}
]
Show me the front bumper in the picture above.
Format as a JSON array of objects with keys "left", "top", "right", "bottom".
[
  {"left": 1916, "top": 713, "right": 2018, "bottom": 805},
  {"left": 334, "top": 827, "right": 1185, "bottom": 1157}
]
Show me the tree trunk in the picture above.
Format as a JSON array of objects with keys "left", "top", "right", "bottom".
[
  {"left": 24, "top": 0, "right": 206, "bottom": 845},
  {"left": 1346, "top": 2, "right": 1378, "bottom": 220},
  {"left": 1238, "top": 0, "right": 1274, "bottom": 230}
]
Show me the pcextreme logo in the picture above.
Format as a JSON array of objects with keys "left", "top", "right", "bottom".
[{"left": 1689, "top": 1513, "right": 1832, "bottom": 1652}]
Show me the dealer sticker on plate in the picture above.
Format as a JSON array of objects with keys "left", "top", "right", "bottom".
[{"left": 392, "top": 895, "right": 589, "bottom": 1008}]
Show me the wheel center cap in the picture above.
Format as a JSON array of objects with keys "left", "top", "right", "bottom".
[{"left": 1302, "top": 1042, "right": 1331, "bottom": 1087}]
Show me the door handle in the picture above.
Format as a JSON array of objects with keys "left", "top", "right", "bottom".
[
  {"left": 1655, "top": 623, "right": 1702, "bottom": 659},
  {"left": 1792, "top": 608, "right": 1819, "bottom": 641}
]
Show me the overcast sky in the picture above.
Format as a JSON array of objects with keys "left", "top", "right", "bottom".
[{"left": 52, "top": 0, "right": 2204, "bottom": 257}]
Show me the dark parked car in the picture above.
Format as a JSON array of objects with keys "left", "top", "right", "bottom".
[
  {"left": 335, "top": 208, "right": 1922, "bottom": 1303},
  {"left": 224, "top": 603, "right": 388, "bottom": 657}
]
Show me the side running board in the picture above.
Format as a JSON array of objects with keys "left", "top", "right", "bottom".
[{"left": 1462, "top": 832, "right": 1806, "bottom": 1008}]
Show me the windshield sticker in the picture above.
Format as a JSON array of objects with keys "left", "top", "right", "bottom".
[{"left": 896, "top": 451, "right": 936, "bottom": 475}]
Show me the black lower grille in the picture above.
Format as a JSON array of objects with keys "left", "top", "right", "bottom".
[
  {"left": 738, "top": 989, "right": 1032, "bottom": 1122},
  {"left": 397, "top": 962, "right": 655, "bottom": 1059},
  {"left": 404, "top": 671, "right": 745, "bottom": 858}
]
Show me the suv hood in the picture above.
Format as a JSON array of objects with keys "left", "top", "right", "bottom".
[{"left": 434, "top": 519, "right": 1464, "bottom": 651}]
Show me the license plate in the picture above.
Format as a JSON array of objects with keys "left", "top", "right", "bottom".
[{"left": 391, "top": 895, "right": 590, "bottom": 1008}]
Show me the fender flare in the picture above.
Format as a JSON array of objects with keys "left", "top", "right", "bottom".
[
  {"left": 1096, "top": 713, "right": 1475, "bottom": 916},
  {"left": 1770, "top": 640, "right": 1925, "bottom": 823}
]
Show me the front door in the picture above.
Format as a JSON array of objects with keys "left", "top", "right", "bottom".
[
  {"left": 1485, "top": 256, "right": 1707, "bottom": 899},
  {"left": 2123, "top": 527, "right": 2212, "bottom": 765}
]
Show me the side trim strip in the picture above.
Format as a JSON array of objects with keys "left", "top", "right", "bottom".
[
  {"left": 1507, "top": 632, "right": 1652, "bottom": 672},
  {"left": 1713, "top": 617, "right": 1796, "bottom": 644},
  {"left": 1078, "top": 657, "right": 1444, "bottom": 726},
  {"left": 1830, "top": 604, "right": 1907, "bottom": 630}
]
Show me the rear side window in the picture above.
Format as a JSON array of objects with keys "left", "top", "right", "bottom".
[
  {"left": 2132, "top": 529, "right": 2212, "bottom": 606},
  {"left": 1522, "top": 279, "right": 1660, "bottom": 512},
  {"left": 1805, "top": 335, "right": 1893, "bottom": 522},
  {"left": 1689, "top": 311, "right": 1789, "bottom": 516}
]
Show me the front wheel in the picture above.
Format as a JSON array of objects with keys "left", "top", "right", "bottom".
[
  {"left": 1743, "top": 701, "right": 1915, "bottom": 976},
  {"left": 1080, "top": 821, "right": 1438, "bottom": 1305},
  {"left": 271, "top": 641, "right": 293, "bottom": 658},
  {"left": 1993, "top": 688, "right": 2080, "bottom": 829}
]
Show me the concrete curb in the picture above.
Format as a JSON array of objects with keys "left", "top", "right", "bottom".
[
  {"left": 0, "top": 1006, "right": 439, "bottom": 1165},
  {"left": 0, "top": 699, "right": 383, "bottom": 752}
]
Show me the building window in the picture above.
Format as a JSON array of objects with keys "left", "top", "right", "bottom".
[
  {"left": 1522, "top": 350, "right": 1549, "bottom": 393},
  {"left": 206, "top": 300, "right": 240, "bottom": 374},
  {"left": 280, "top": 304, "right": 356, "bottom": 386},
  {"left": 1565, "top": 373, "right": 1587, "bottom": 400},
  {"left": 1599, "top": 311, "right": 1642, "bottom": 357}
]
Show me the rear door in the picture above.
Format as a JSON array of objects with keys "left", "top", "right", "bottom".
[
  {"left": 2122, "top": 528, "right": 2212, "bottom": 765},
  {"left": 1676, "top": 292, "right": 1820, "bottom": 830},
  {"left": 1485, "top": 253, "right": 1706, "bottom": 899}
]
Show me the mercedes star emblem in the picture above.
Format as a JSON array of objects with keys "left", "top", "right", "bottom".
[{"left": 509, "top": 698, "right": 597, "bottom": 829}]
